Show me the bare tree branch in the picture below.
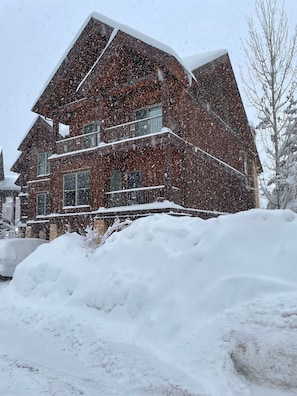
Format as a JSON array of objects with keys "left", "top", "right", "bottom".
[{"left": 241, "top": 0, "right": 297, "bottom": 209}]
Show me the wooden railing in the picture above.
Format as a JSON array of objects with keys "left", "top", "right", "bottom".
[
  {"left": 56, "top": 115, "right": 162, "bottom": 154},
  {"left": 105, "top": 185, "right": 181, "bottom": 208},
  {"left": 56, "top": 132, "right": 100, "bottom": 154},
  {"left": 104, "top": 115, "right": 162, "bottom": 143}
]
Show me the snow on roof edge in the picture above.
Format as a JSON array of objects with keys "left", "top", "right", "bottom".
[
  {"left": 33, "top": 12, "right": 196, "bottom": 106},
  {"left": 88, "top": 12, "right": 197, "bottom": 85},
  {"left": 182, "top": 49, "right": 228, "bottom": 71},
  {"left": 31, "top": 15, "right": 94, "bottom": 111},
  {"left": 16, "top": 115, "right": 53, "bottom": 151},
  {"left": 76, "top": 26, "right": 119, "bottom": 92},
  {"left": 0, "top": 175, "right": 20, "bottom": 191}
]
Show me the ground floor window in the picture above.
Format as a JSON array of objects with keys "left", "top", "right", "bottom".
[
  {"left": 63, "top": 171, "right": 90, "bottom": 207},
  {"left": 127, "top": 170, "right": 142, "bottom": 204},
  {"left": 111, "top": 169, "right": 122, "bottom": 191},
  {"left": 36, "top": 192, "right": 50, "bottom": 216}
]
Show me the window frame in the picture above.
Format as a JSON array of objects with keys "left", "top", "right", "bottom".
[
  {"left": 63, "top": 171, "right": 90, "bottom": 207},
  {"left": 127, "top": 170, "right": 142, "bottom": 204},
  {"left": 134, "top": 104, "right": 162, "bottom": 136},
  {"left": 83, "top": 121, "right": 100, "bottom": 148},
  {"left": 36, "top": 192, "right": 50, "bottom": 216},
  {"left": 37, "top": 152, "right": 51, "bottom": 176}
]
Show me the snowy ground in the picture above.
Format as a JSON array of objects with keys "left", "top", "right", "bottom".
[{"left": 1, "top": 209, "right": 297, "bottom": 395}]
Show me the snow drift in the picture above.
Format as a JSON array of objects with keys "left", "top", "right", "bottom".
[{"left": 8, "top": 209, "right": 297, "bottom": 395}]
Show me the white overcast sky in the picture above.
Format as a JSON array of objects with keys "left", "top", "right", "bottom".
[{"left": 0, "top": 0, "right": 296, "bottom": 173}]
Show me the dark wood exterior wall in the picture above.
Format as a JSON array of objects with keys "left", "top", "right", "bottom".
[
  {"left": 49, "top": 134, "right": 183, "bottom": 214},
  {"left": 12, "top": 117, "right": 57, "bottom": 230},
  {"left": 192, "top": 54, "right": 261, "bottom": 168}
]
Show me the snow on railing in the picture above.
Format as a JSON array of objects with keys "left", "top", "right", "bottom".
[
  {"left": 56, "top": 115, "right": 162, "bottom": 154},
  {"left": 105, "top": 185, "right": 181, "bottom": 208},
  {"left": 104, "top": 115, "right": 162, "bottom": 143}
]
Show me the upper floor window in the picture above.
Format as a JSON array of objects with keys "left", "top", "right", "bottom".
[
  {"left": 37, "top": 152, "right": 51, "bottom": 176},
  {"left": 36, "top": 192, "right": 50, "bottom": 216},
  {"left": 83, "top": 121, "right": 100, "bottom": 148},
  {"left": 63, "top": 171, "right": 90, "bottom": 207},
  {"left": 134, "top": 105, "right": 162, "bottom": 136}
]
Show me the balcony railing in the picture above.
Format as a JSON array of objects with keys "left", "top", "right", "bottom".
[
  {"left": 56, "top": 115, "right": 162, "bottom": 154},
  {"left": 104, "top": 115, "right": 162, "bottom": 143},
  {"left": 56, "top": 132, "right": 100, "bottom": 154},
  {"left": 105, "top": 185, "right": 181, "bottom": 208}
]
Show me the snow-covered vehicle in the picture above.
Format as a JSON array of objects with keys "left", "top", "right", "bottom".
[{"left": 0, "top": 238, "right": 47, "bottom": 279}]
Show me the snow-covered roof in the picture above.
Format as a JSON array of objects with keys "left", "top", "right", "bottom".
[
  {"left": 33, "top": 12, "right": 196, "bottom": 103},
  {"left": 182, "top": 49, "right": 228, "bottom": 71},
  {"left": 0, "top": 175, "right": 20, "bottom": 191},
  {"left": 85, "top": 12, "right": 195, "bottom": 83},
  {"left": 16, "top": 115, "right": 53, "bottom": 151}
]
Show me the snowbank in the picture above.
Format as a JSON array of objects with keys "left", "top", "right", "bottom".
[{"left": 9, "top": 209, "right": 297, "bottom": 394}]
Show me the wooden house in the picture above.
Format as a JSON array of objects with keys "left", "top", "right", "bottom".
[
  {"left": 12, "top": 13, "right": 262, "bottom": 240},
  {"left": 11, "top": 116, "right": 58, "bottom": 237},
  {"left": 0, "top": 148, "right": 20, "bottom": 229}
]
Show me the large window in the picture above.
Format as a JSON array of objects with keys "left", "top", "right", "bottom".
[
  {"left": 37, "top": 152, "right": 51, "bottom": 176},
  {"left": 134, "top": 105, "right": 162, "bottom": 136},
  {"left": 83, "top": 122, "right": 100, "bottom": 148},
  {"left": 63, "top": 171, "right": 90, "bottom": 207},
  {"left": 36, "top": 193, "right": 50, "bottom": 216}
]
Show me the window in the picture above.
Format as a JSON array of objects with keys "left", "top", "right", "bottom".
[
  {"left": 110, "top": 170, "right": 122, "bottom": 207},
  {"left": 63, "top": 171, "right": 90, "bottom": 207},
  {"left": 111, "top": 170, "right": 122, "bottom": 191},
  {"left": 127, "top": 171, "right": 142, "bottom": 204},
  {"left": 83, "top": 122, "right": 100, "bottom": 148},
  {"left": 134, "top": 105, "right": 162, "bottom": 136},
  {"left": 36, "top": 193, "right": 50, "bottom": 216},
  {"left": 37, "top": 152, "right": 51, "bottom": 176}
]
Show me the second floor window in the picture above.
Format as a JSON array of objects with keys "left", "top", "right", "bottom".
[
  {"left": 37, "top": 152, "right": 51, "bottom": 176},
  {"left": 83, "top": 122, "right": 100, "bottom": 148},
  {"left": 134, "top": 105, "right": 162, "bottom": 136},
  {"left": 63, "top": 171, "right": 90, "bottom": 207},
  {"left": 36, "top": 192, "right": 50, "bottom": 216}
]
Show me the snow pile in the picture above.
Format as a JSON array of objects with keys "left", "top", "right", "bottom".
[{"left": 8, "top": 209, "right": 297, "bottom": 395}]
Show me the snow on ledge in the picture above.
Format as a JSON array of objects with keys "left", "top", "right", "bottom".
[{"left": 96, "top": 200, "right": 184, "bottom": 214}]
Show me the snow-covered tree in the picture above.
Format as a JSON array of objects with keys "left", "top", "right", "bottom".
[
  {"left": 99, "top": 217, "right": 132, "bottom": 246},
  {"left": 83, "top": 225, "right": 99, "bottom": 256},
  {"left": 242, "top": 0, "right": 297, "bottom": 209},
  {"left": 83, "top": 218, "right": 132, "bottom": 256},
  {"left": 268, "top": 119, "right": 297, "bottom": 210}
]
